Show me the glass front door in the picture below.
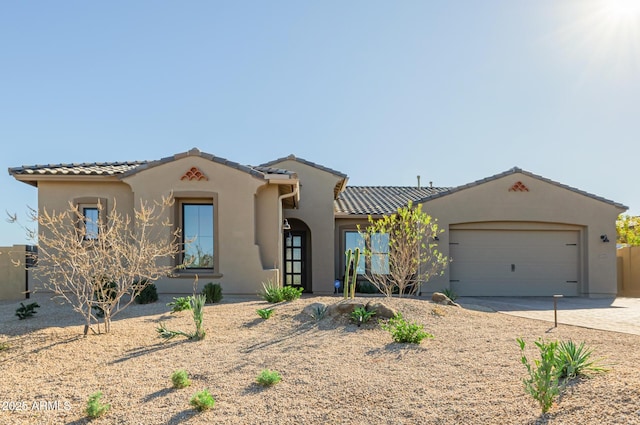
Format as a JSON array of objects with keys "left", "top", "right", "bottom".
[{"left": 284, "top": 231, "right": 306, "bottom": 291}]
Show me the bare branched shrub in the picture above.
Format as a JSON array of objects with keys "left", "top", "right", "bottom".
[
  {"left": 358, "top": 201, "right": 449, "bottom": 297},
  {"left": 9, "top": 195, "right": 182, "bottom": 335}
]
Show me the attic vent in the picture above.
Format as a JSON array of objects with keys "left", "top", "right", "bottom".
[
  {"left": 181, "top": 167, "right": 208, "bottom": 181},
  {"left": 509, "top": 181, "right": 529, "bottom": 192}
]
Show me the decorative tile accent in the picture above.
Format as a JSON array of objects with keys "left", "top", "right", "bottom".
[
  {"left": 509, "top": 181, "right": 529, "bottom": 192},
  {"left": 181, "top": 167, "right": 208, "bottom": 181}
]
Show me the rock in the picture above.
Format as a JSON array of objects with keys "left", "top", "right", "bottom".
[
  {"left": 365, "top": 301, "right": 397, "bottom": 319},
  {"left": 431, "top": 292, "right": 460, "bottom": 307},
  {"left": 326, "top": 300, "right": 365, "bottom": 318}
]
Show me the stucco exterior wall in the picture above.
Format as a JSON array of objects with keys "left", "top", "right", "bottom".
[
  {"left": 420, "top": 173, "right": 624, "bottom": 297},
  {"left": 617, "top": 246, "right": 640, "bottom": 297},
  {"left": 255, "top": 184, "right": 281, "bottom": 271},
  {"left": 0, "top": 245, "right": 30, "bottom": 301},
  {"left": 268, "top": 160, "right": 342, "bottom": 294},
  {"left": 122, "top": 155, "right": 278, "bottom": 294}
]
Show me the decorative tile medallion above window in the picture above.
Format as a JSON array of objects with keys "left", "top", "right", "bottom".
[
  {"left": 508, "top": 181, "right": 529, "bottom": 192},
  {"left": 181, "top": 167, "right": 208, "bottom": 181}
]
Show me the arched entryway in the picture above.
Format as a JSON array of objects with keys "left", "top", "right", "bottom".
[{"left": 283, "top": 218, "right": 312, "bottom": 293}]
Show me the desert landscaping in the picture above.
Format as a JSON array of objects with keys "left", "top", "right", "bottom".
[{"left": 1, "top": 293, "right": 640, "bottom": 425}]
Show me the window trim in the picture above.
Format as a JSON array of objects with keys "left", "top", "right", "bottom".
[
  {"left": 172, "top": 192, "right": 219, "bottom": 274},
  {"left": 73, "top": 197, "right": 108, "bottom": 241}
]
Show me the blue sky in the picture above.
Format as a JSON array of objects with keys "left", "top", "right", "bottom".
[{"left": 2, "top": 1, "right": 640, "bottom": 245}]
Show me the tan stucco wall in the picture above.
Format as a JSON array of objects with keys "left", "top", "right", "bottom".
[
  {"left": 255, "top": 185, "right": 281, "bottom": 271},
  {"left": 122, "top": 155, "right": 278, "bottom": 294},
  {"left": 0, "top": 245, "right": 30, "bottom": 300},
  {"left": 617, "top": 246, "right": 640, "bottom": 297},
  {"left": 420, "top": 173, "right": 623, "bottom": 297},
  {"left": 267, "top": 160, "right": 342, "bottom": 294}
]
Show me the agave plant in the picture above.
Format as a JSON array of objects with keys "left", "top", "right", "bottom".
[{"left": 555, "top": 340, "right": 607, "bottom": 379}]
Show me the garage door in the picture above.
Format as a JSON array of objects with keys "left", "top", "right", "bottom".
[{"left": 449, "top": 229, "right": 579, "bottom": 296}]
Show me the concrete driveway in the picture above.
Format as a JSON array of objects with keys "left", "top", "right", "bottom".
[{"left": 457, "top": 296, "right": 640, "bottom": 336}]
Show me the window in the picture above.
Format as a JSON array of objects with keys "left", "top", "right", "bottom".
[
  {"left": 344, "top": 230, "right": 389, "bottom": 275},
  {"left": 83, "top": 207, "right": 100, "bottom": 240},
  {"left": 371, "top": 233, "right": 390, "bottom": 274},
  {"left": 182, "top": 203, "right": 214, "bottom": 269},
  {"left": 345, "top": 231, "right": 366, "bottom": 274}
]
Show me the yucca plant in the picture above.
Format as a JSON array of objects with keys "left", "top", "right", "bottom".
[
  {"left": 555, "top": 340, "right": 607, "bottom": 379},
  {"left": 190, "top": 294, "right": 206, "bottom": 340},
  {"left": 157, "top": 294, "right": 206, "bottom": 340},
  {"left": 259, "top": 280, "right": 284, "bottom": 303}
]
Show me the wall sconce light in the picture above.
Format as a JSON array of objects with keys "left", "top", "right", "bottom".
[
  {"left": 600, "top": 234, "right": 609, "bottom": 243},
  {"left": 282, "top": 219, "right": 291, "bottom": 230}
]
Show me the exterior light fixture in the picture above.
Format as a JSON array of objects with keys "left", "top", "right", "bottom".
[
  {"left": 282, "top": 219, "right": 291, "bottom": 230},
  {"left": 600, "top": 234, "right": 609, "bottom": 243}
]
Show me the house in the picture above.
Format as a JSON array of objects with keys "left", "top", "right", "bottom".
[{"left": 9, "top": 148, "right": 626, "bottom": 298}]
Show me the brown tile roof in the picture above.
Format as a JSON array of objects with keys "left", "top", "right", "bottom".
[
  {"left": 261, "top": 154, "right": 347, "bottom": 178},
  {"left": 9, "top": 161, "right": 147, "bottom": 176},
  {"left": 8, "top": 148, "right": 297, "bottom": 181},
  {"left": 335, "top": 186, "right": 450, "bottom": 215}
]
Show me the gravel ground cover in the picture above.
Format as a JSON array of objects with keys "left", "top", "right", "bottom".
[{"left": 1, "top": 293, "right": 639, "bottom": 424}]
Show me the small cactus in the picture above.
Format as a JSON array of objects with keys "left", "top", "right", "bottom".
[
  {"left": 350, "top": 248, "right": 361, "bottom": 299},
  {"left": 344, "top": 249, "right": 353, "bottom": 299}
]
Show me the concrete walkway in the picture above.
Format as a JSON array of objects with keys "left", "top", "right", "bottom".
[{"left": 457, "top": 296, "right": 640, "bottom": 336}]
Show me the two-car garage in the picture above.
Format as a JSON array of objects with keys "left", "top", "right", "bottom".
[{"left": 448, "top": 227, "right": 581, "bottom": 297}]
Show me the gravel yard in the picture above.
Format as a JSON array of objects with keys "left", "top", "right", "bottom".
[{"left": 1, "top": 293, "right": 639, "bottom": 424}]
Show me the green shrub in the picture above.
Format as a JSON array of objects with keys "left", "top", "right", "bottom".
[
  {"left": 167, "top": 296, "right": 192, "bottom": 313},
  {"left": 351, "top": 306, "right": 375, "bottom": 327},
  {"left": 517, "top": 338, "right": 562, "bottom": 414},
  {"left": 256, "top": 369, "right": 282, "bottom": 386},
  {"left": 259, "top": 280, "right": 284, "bottom": 303},
  {"left": 356, "top": 281, "right": 379, "bottom": 294},
  {"left": 257, "top": 308, "right": 274, "bottom": 319},
  {"left": 0, "top": 341, "right": 10, "bottom": 351},
  {"left": 92, "top": 278, "right": 117, "bottom": 318},
  {"left": 441, "top": 288, "right": 458, "bottom": 301},
  {"left": 15, "top": 302, "right": 40, "bottom": 320},
  {"left": 202, "top": 282, "right": 223, "bottom": 303},
  {"left": 135, "top": 282, "right": 158, "bottom": 304},
  {"left": 190, "top": 389, "right": 215, "bottom": 412},
  {"left": 281, "top": 285, "right": 304, "bottom": 301},
  {"left": 382, "top": 313, "right": 433, "bottom": 344},
  {"left": 85, "top": 391, "right": 110, "bottom": 418},
  {"left": 171, "top": 369, "right": 191, "bottom": 389},
  {"left": 555, "top": 340, "right": 607, "bottom": 379}
]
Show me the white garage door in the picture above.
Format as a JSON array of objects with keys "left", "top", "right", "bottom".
[{"left": 449, "top": 229, "right": 579, "bottom": 296}]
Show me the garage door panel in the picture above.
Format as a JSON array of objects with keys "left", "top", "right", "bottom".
[{"left": 450, "top": 229, "right": 579, "bottom": 296}]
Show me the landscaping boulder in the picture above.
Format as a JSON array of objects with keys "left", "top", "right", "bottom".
[
  {"left": 365, "top": 301, "right": 397, "bottom": 319},
  {"left": 431, "top": 292, "right": 460, "bottom": 307},
  {"left": 326, "top": 300, "right": 365, "bottom": 318}
]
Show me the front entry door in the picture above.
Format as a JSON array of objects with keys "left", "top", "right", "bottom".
[{"left": 284, "top": 231, "right": 307, "bottom": 292}]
